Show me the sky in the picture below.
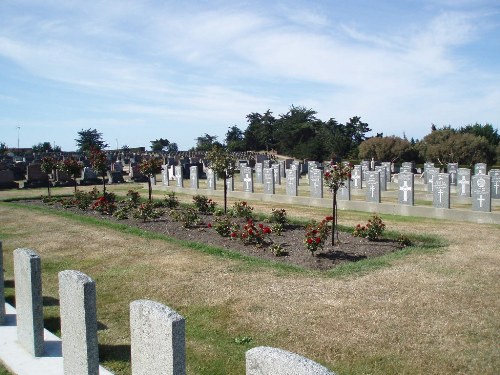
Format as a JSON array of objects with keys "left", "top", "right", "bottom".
[{"left": 0, "top": 0, "right": 499, "bottom": 152}]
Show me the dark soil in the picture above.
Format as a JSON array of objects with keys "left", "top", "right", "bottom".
[{"left": 20, "top": 199, "right": 404, "bottom": 271}]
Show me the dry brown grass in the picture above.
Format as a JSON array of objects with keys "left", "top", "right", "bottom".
[{"left": 1, "top": 187, "right": 499, "bottom": 375}]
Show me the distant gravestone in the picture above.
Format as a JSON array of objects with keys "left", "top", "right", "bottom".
[
  {"left": 423, "top": 162, "right": 435, "bottom": 184},
  {"left": 489, "top": 169, "right": 500, "bottom": 199},
  {"left": 263, "top": 168, "right": 275, "bottom": 194},
  {"left": 262, "top": 160, "right": 271, "bottom": 169},
  {"left": 474, "top": 163, "right": 487, "bottom": 175},
  {"left": 0, "top": 169, "right": 18, "bottom": 189},
  {"left": 26, "top": 163, "right": 48, "bottom": 182},
  {"left": 279, "top": 161, "right": 285, "bottom": 179},
  {"left": 433, "top": 173, "right": 450, "bottom": 208},
  {"left": 337, "top": 178, "right": 350, "bottom": 201},
  {"left": 111, "top": 162, "right": 123, "bottom": 173},
  {"left": 255, "top": 163, "right": 263, "bottom": 184},
  {"left": 472, "top": 175, "right": 491, "bottom": 212},
  {"left": 447, "top": 163, "right": 458, "bottom": 185},
  {"left": 290, "top": 164, "right": 300, "bottom": 185},
  {"left": 456, "top": 168, "right": 471, "bottom": 197},
  {"left": 161, "top": 165, "right": 170, "bottom": 187},
  {"left": 206, "top": 168, "right": 216, "bottom": 190},
  {"left": 226, "top": 175, "right": 234, "bottom": 191},
  {"left": 361, "top": 161, "right": 370, "bottom": 181},
  {"left": 239, "top": 162, "right": 247, "bottom": 182},
  {"left": 82, "top": 167, "right": 98, "bottom": 182},
  {"left": 175, "top": 166, "right": 183, "bottom": 187},
  {"left": 272, "top": 164, "right": 281, "bottom": 185},
  {"left": 365, "top": 171, "right": 381, "bottom": 203},
  {"left": 307, "top": 161, "right": 318, "bottom": 180},
  {"left": 242, "top": 166, "right": 254, "bottom": 193},
  {"left": 351, "top": 165, "right": 362, "bottom": 189},
  {"left": 381, "top": 162, "right": 391, "bottom": 182},
  {"left": 398, "top": 172, "right": 414, "bottom": 205},
  {"left": 375, "top": 166, "right": 387, "bottom": 191},
  {"left": 400, "top": 164, "right": 412, "bottom": 174},
  {"left": 427, "top": 167, "right": 439, "bottom": 192},
  {"left": 190, "top": 166, "right": 199, "bottom": 189},
  {"left": 107, "top": 171, "right": 124, "bottom": 184},
  {"left": 286, "top": 170, "right": 298, "bottom": 196},
  {"left": 309, "top": 169, "right": 323, "bottom": 198}
]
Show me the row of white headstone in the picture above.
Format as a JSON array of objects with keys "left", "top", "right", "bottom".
[{"left": 0, "top": 242, "right": 335, "bottom": 375}]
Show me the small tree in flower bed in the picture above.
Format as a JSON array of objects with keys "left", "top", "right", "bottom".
[
  {"left": 353, "top": 214, "right": 386, "bottom": 241},
  {"left": 40, "top": 156, "right": 57, "bottom": 197},
  {"left": 139, "top": 157, "right": 163, "bottom": 201},
  {"left": 304, "top": 217, "right": 332, "bottom": 256},
  {"left": 231, "top": 219, "right": 272, "bottom": 247},
  {"left": 89, "top": 147, "right": 108, "bottom": 194},
  {"left": 323, "top": 161, "right": 354, "bottom": 246},
  {"left": 58, "top": 157, "right": 83, "bottom": 192},
  {"left": 212, "top": 215, "right": 233, "bottom": 237},
  {"left": 193, "top": 195, "right": 217, "bottom": 214},
  {"left": 206, "top": 145, "right": 237, "bottom": 213},
  {"left": 230, "top": 200, "right": 254, "bottom": 219},
  {"left": 91, "top": 194, "right": 117, "bottom": 215},
  {"left": 126, "top": 190, "right": 141, "bottom": 207},
  {"left": 133, "top": 201, "right": 164, "bottom": 222}
]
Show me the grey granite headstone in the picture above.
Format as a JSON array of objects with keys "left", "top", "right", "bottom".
[
  {"left": 351, "top": 165, "right": 362, "bottom": 189},
  {"left": 130, "top": 300, "right": 186, "bottom": 375},
  {"left": 190, "top": 166, "right": 199, "bottom": 189},
  {"left": 0, "top": 241, "right": 4, "bottom": 324},
  {"left": 263, "top": 168, "right": 275, "bottom": 195},
  {"left": 279, "top": 161, "right": 285, "bottom": 178},
  {"left": 226, "top": 176, "right": 234, "bottom": 191},
  {"left": 307, "top": 161, "right": 318, "bottom": 180},
  {"left": 108, "top": 171, "right": 124, "bottom": 184},
  {"left": 242, "top": 166, "right": 254, "bottom": 193},
  {"left": 262, "top": 160, "right": 271, "bottom": 169},
  {"left": 206, "top": 169, "right": 216, "bottom": 190},
  {"left": 423, "top": 162, "right": 435, "bottom": 184},
  {"left": 13, "top": 248, "right": 44, "bottom": 356},
  {"left": 255, "top": 163, "right": 263, "bottom": 184},
  {"left": 474, "top": 163, "right": 487, "bottom": 175},
  {"left": 309, "top": 169, "right": 323, "bottom": 198},
  {"left": 286, "top": 170, "right": 298, "bottom": 196},
  {"left": 82, "top": 167, "right": 98, "bottom": 180},
  {"left": 26, "top": 163, "right": 48, "bottom": 181},
  {"left": 427, "top": 167, "right": 439, "bottom": 192},
  {"left": 175, "top": 166, "right": 183, "bottom": 187},
  {"left": 58, "top": 270, "right": 99, "bottom": 375},
  {"left": 246, "top": 346, "right": 335, "bottom": 375},
  {"left": 272, "top": 165, "right": 281, "bottom": 185},
  {"left": 400, "top": 165, "right": 412, "bottom": 174},
  {"left": 456, "top": 168, "right": 471, "bottom": 197},
  {"left": 375, "top": 166, "right": 387, "bottom": 191},
  {"left": 489, "top": 169, "right": 500, "bottom": 199},
  {"left": 361, "top": 161, "right": 370, "bottom": 181},
  {"left": 433, "top": 173, "right": 450, "bottom": 208},
  {"left": 398, "top": 172, "right": 414, "bottom": 205},
  {"left": 162, "top": 165, "right": 170, "bottom": 186},
  {"left": 472, "top": 175, "right": 491, "bottom": 212},
  {"left": 365, "top": 171, "right": 381, "bottom": 203},
  {"left": 447, "top": 163, "right": 458, "bottom": 185},
  {"left": 239, "top": 162, "right": 247, "bottom": 182},
  {"left": 337, "top": 178, "right": 350, "bottom": 200},
  {"left": 290, "top": 164, "right": 300, "bottom": 185}
]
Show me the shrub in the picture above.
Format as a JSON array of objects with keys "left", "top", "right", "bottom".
[
  {"left": 193, "top": 194, "right": 217, "bottom": 214},
  {"left": 270, "top": 223, "right": 284, "bottom": 236},
  {"left": 212, "top": 216, "right": 233, "bottom": 237},
  {"left": 59, "top": 197, "right": 76, "bottom": 209},
  {"left": 353, "top": 214, "right": 386, "bottom": 241},
  {"left": 126, "top": 190, "right": 141, "bottom": 207},
  {"left": 91, "top": 196, "right": 117, "bottom": 215},
  {"left": 113, "top": 207, "right": 130, "bottom": 220},
  {"left": 269, "top": 243, "right": 287, "bottom": 257},
  {"left": 170, "top": 208, "right": 200, "bottom": 228},
  {"left": 230, "top": 201, "right": 253, "bottom": 219},
  {"left": 397, "top": 234, "right": 412, "bottom": 248},
  {"left": 133, "top": 201, "right": 163, "bottom": 222},
  {"left": 304, "top": 219, "right": 330, "bottom": 255},
  {"left": 236, "top": 219, "right": 272, "bottom": 247},
  {"left": 163, "top": 192, "right": 180, "bottom": 209},
  {"left": 74, "top": 190, "right": 95, "bottom": 210},
  {"left": 270, "top": 208, "right": 288, "bottom": 225}
]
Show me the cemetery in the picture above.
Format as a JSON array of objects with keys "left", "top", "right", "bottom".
[{"left": 0, "top": 151, "right": 499, "bottom": 375}]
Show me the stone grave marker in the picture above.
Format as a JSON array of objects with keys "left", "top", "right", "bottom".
[
  {"left": 365, "top": 171, "right": 381, "bottom": 203},
  {"left": 111, "top": 162, "right": 123, "bottom": 173},
  {"left": 361, "top": 161, "right": 370, "bottom": 181},
  {"left": 226, "top": 175, "right": 234, "bottom": 191},
  {"left": 263, "top": 168, "right": 275, "bottom": 194},
  {"left": 424, "top": 162, "right": 434, "bottom": 184},
  {"left": 290, "top": 164, "right": 300, "bottom": 185},
  {"left": 427, "top": 167, "right": 439, "bottom": 192},
  {"left": 190, "top": 166, "right": 199, "bottom": 189},
  {"left": 279, "top": 161, "right": 285, "bottom": 179},
  {"left": 175, "top": 166, "right": 183, "bottom": 187},
  {"left": 161, "top": 165, "right": 170, "bottom": 186},
  {"left": 272, "top": 164, "right": 281, "bottom": 185},
  {"left": 489, "top": 169, "right": 500, "bottom": 199},
  {"left": 433, "top": 173, "right": 450, "bottom": 208},
  {"left": 400, "top": 164, "right": 412, "bottom": 174},
  {"left": 456, "top": 168, "right": 471, "bottom": 197},
  {"left": 474, "top": 163, "right": 487, "bottom": 175},
  {"left": 337, "top": 178, "right": 350, "bottom": 200},
  {"left": 107, "top": 171, "right": 124, "bottom": 184},
  {"left": 309, "top": 169, "right": 323, "bottom": 198},
  {"left": 381, "top": 162, "right": 391, "bottom": 182},
  {"left": 206, "top": 168, "right": 216, "bottom": 190},
  {"left": 239, "top": 162, "right": 247, "bottom": 181},
  {"left": 262, "top": 160, "right": 271, "bottom": 169},
  {"left": 447, "top": 163, "right": 458, "bottom": 185},
  {"left": 255, "top": 163, "right": 263, "bottom": 184},
  {"left": 26, "top": 163, "right": 48, "bottom": 182},
  {"left": 242, "top": 166, "right": 254, "bottom": 193},
  {"left": 472, "top": 175, "right": 491, "bottom": 212},
  {"left": 0, "top": 169, "right": 18, "bottom": 189},
  {"left": 351, "top": 165, "right": 362, "bottom": 189},
  {"left": 307, "top": 161, "right": 318, "bottom": 180},
  {"left": 286, "top": 169, "right": 298, "bottom": 196},
  {"left": 375, "top": 166, "right": 387, "bottom": 191},
  {"left": 398, "top": 172, "right": 414, "bottom": 205}
]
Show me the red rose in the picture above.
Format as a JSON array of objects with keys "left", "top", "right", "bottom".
[
  {"left": 207, "top": 223, "right": 212, "bottom": 228},
  {"left": 307, "top": 238, "right": 313, "bottom": 244},
  {"left": 315, "top": 237, "right": 321, "bottom": 244},
  {"left": 231, "top": 232, "right": 236, "bottom": 237},
  {"left": 258, "top": 223, "right": 264, "bottom": 228}
]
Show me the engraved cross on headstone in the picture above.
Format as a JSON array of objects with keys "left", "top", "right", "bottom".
[
  {"left": 244, "top": 174, "right": 252, "bottom": 190},
  {"left": 369, "top": 184, "right": 376, "bottom": 198},
  {"left": 477, "top": 195, "right": 485, "bottom": 207},
  {"left": 438, "top": 188, "right": 444, "bottom": 203},
  {"left": 458, "top": 176, "right": 470, "bottom": 195},
  {"left": 400, "top": 180, "right": 412, "bottom": 202}
]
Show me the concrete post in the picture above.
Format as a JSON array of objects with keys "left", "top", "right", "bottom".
[
  {"left": 0, "top": 241, "right": 5, "bottom": 324},
  {"left": 58, "top": 270, "right": 99, "bottom": 375},
  {"left": 246, "top": 346, "right": 335, "bottom": 375},
  {"left": 13, "top": 248, "right": 44, "bottom": 356},
  {"left": 130, "top": 300, "right": 186, "bottom": 375}
]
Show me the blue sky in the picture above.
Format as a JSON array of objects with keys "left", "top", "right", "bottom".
[{"left": 1, "top": 0, "right": 499, "bottom": 151}]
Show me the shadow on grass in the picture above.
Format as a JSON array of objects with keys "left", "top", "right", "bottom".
[{"left": 99, "top": 344, "right": 131, "bottom": 364}]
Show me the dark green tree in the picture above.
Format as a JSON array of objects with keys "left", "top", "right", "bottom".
[
  {"left": 89, "top": 148, "right": 108, "bottom": 194},
  {"left": 0, "top": 142, "right": 8, "bottom": 154},
  {"left": 166, "top": 142, "right": 178, "bottom": 153},
  {"left": 358, "top": 136, "right": 412, "bottom": 162},
  {"left": 459, "top": 123, "right": 499, "bottom": 146},
  {"left": 58, "top": 158, "right": 83, "bottom": 192},
  {"left": 225, "top": 125, "right": 245, "bottom": 152},
  {"left": 32, "top": 142, "right": 53, "bottom": 153},
  {"left": 150, "top": 138, "right": 170, "bottom": 152},
  {"left": 195, "top": 134, "right": 222, "bottom": 151},
  {"left": 244, "top": 110, "right": 276, "bottom": 151},
  {"left": 75, "top": 129, "right": 108, "bottom": 152}
]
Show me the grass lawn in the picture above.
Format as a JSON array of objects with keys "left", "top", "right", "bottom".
[{"left": 1, "top": 185, "right": 499, "bottom": 375}]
